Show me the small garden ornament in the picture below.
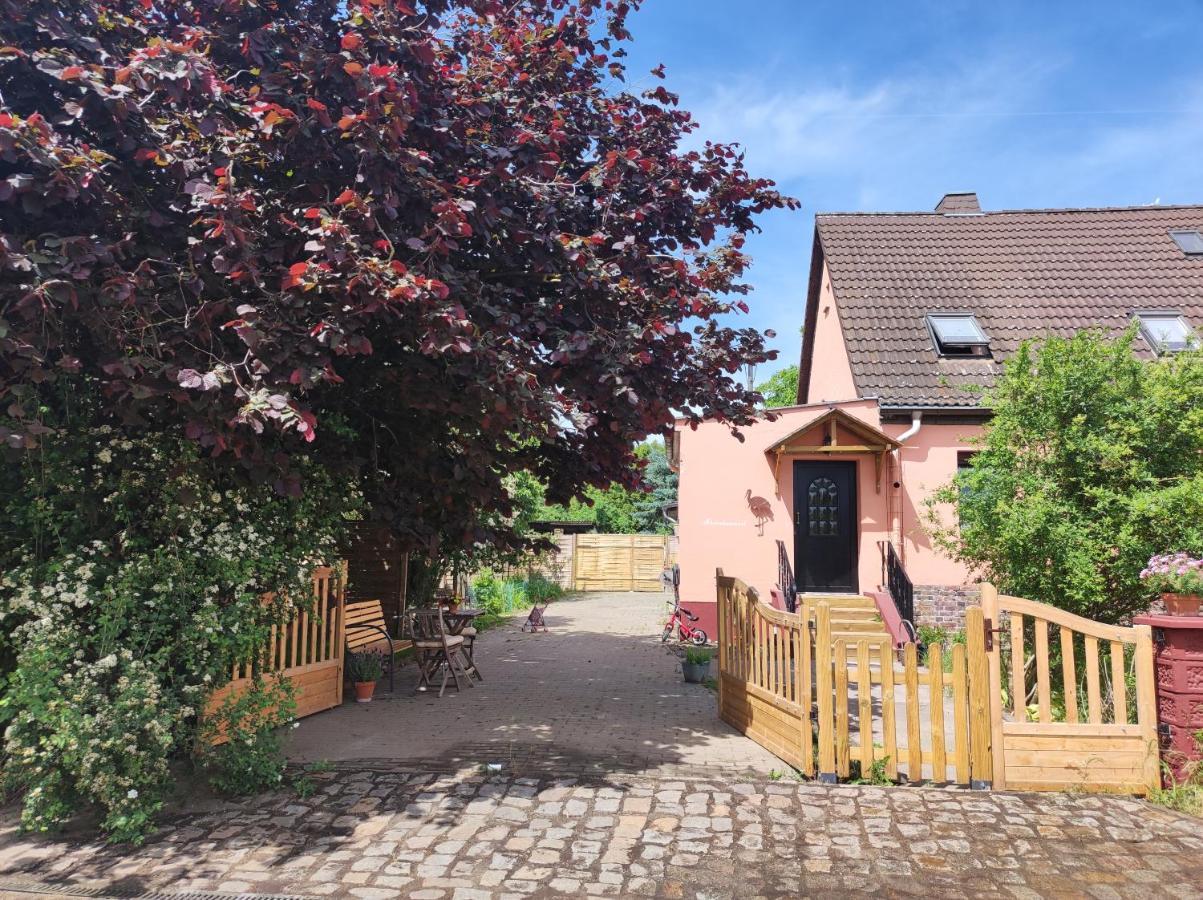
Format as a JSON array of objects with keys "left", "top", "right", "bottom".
[
  {"left": 1141, "top": 553, "right": 1203, "bottom": 616},
  {"left": 348, "top": 650, "right": 385, "bottom": 702}
]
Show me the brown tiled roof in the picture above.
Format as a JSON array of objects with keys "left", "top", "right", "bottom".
[{"left": 805, "top": 203, "right": 1203, "bottom": 408}]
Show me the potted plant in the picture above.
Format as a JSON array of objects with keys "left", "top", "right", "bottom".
[
  {"left": 1141, "top": 552, "right": 1203, "bottom": 616},
  {"left": 682, "top": 647, "right": 713, "bottom": 683},
  {"left": 347, "top": 650, "right": 385, "bottom": 702}
]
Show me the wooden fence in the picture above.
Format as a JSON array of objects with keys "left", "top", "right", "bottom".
[
  {"left": 203, "top": 564, "right": 346, "bottom": 743},
  {"left": 982, "top": 585, "right": 1159, "bottom": 793},
  {"left": 573, "top": 534, "right": 670, "bottom": 592},
  {"left": 717, "top": 574, "right": 1157, "bottom": 794}
]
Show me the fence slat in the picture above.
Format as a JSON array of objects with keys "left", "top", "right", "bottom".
[
  {"left": 1060, "top": 625, "right": 1078, "bottom": 724},
  {"left": 904, "top": 642, "right": 922, "bottom": 781},
  {"left": 880, "top": 639, "right": 898, "bottom": 780},
  {"left": 1110, "top": 640, "right": 1127, "bottom": 725},
  {"left": 928, "top": 644, "right": 947, "bottom": 782},
  {"left": 1034, "top": 619, "right": 1051, "bottom": 723},
  {"left": 834, "top": 639, "right": 851, "bottom": 778},
  {"left": 1010, "top": 611, "right": 1026, "bottom": 720},
  {"left": 856, "top": 641, "right": 873, "bottom": 775},
  {"left": 951, "top": 642, "right": 970, "bottom": 785},
  {"left": 1085, "top": 635, "right": 1101, "bottom": 725},
  {"left": 815, "top": 604, "right": 835, "bottom": 779},
  {"left": 966, "top": 602, "right": 996, "bottom": 788}
]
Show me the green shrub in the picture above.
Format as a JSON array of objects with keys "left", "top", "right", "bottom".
[
  {"left": 470, "top": 571, "right": 562, "bottom": 619},
  {"left": 0, "top": 429, "right": 358, "bottom": 841},
  {"left": 199, "top": 676, "right": 296, "bottom": 798},
  {"left": 684, "top": 647, "right": 713, "bottom": 665}
]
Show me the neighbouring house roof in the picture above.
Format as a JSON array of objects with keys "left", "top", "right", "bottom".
[{"left": 798, "top": 198, "right": 1203, "bottom": 409}]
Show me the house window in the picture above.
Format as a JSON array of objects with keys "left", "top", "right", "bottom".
[
  {"left": 1170, "top": 230, "right": 1203, "bottom": 257},
  {"left": 956, "top": 451, "right": 979, "bottom": 506},
  {"left": 1135, "top": 312, "right": 1197, "bottom": 354},
  {"left": 926, "top": 313, "right": 990, "bottom": 357}
]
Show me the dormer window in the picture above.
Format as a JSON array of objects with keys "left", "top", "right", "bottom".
[
  {"left": 927, "top": 313, "right": 990, "bottom": 357},
  {"left": 1135, "top": 311, "right": 1197, "bottom": 354},
  {"left": 1170, "top": 230, "right": 1203, "bottom": 257}
]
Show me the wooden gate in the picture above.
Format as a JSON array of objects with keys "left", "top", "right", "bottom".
[
  {"left": 717, "top": 573, "right": 1160, "bottom": 795},
  {"left": 573, "top": 534, "right": 668, "bottom": 592},
  {"left": 204, "top": 564, "right": 346, "bottom": 742},
  {"left": 981, "top": 584, "right": 1159, "bottom": 794},
  {"left": 716, "top": 573, "right": 992, "bottom": 786}
]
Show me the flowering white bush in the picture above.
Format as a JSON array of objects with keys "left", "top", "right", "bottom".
[
  {"left": 1141, "top": 552, "right": 1203, "bottom": 596},
  {"left": 0, "top": 429, "right": 359, "bottom": 842}
]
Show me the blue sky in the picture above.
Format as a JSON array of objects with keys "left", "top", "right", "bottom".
[{"left": 620, "top": 0, "right": 1203, "bottom": 379}]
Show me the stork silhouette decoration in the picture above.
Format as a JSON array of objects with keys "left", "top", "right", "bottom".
[{"left": 745, "top": 489, "right": 774, "bottom": 536}]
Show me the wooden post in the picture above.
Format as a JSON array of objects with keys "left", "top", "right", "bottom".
[
  {"left": 1133, "top": 623, "right": 1160, "bottom": 793},
  {"left": 800, "top": 623, "right": 815, "bottom": 777},
  {"left": 815, "top": 602, "right": 836, "bottom": 782},
  {"left": 716, "top": 569, "right": 726, "bottom": 719},
  {"left": 969, "top": 590, "right": 999, "bottom": 789}
]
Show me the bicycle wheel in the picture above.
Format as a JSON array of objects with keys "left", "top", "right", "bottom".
[
  {"left": 661, "top": 624, "right": 674, "bottom": 642},
  {"left": 691, "top": 629, "right": 708, "bottom": 646}
]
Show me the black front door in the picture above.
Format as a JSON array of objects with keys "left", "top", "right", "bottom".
[{"left": 793, "top": 460, "right": 858, "bottom": 593}]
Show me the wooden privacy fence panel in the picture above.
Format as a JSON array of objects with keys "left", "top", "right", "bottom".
[
  {"left": 718, "top": 571, "right": 993, "bottom": 787},
  {"left": 573, "top": 534, "right": 668, "bottom": 592},
  {"left": 204, "top": 564, "right": 346, "bottom": 743},
  {"left": 981, "top": 584, "right": 1158, "bottom": 794}
]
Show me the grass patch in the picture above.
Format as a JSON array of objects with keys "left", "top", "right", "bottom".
[{"left": 1148, "top": 731, "right": 1203, "bottom": 818}]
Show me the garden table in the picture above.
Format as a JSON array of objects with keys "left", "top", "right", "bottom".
[{"left": 442, "top": 607, "right": 483, "bottom": 635}]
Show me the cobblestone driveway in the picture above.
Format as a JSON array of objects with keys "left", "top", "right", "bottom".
[
  {"left": 2, "top": 593, "right": 1202, "bottom": 898},
  {"left": 2, "top": 766, "right": 1202, "bottom": 898}
]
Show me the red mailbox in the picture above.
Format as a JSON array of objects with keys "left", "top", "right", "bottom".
[{"left": 1133, "top": 613, "right": 1203, "bottom": 784}]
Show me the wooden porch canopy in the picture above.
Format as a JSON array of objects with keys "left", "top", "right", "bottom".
[{"left": 765, "top": 407, "right": 901, "bottom": 492}]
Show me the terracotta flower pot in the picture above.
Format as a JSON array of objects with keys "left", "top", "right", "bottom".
[
  {"left": 353, "top": 680, "right": 376, "bottom": 703},
  {"left": 1162, "top": 593, "right": 1202, "bottom": 616}
]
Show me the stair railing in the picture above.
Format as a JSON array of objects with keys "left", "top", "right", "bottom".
[
  {"left": 775, "top": 539, "right": 798, "bottom": 614},
  {"left": 878, "top": 540, "right": 915, "bottom": 633}
]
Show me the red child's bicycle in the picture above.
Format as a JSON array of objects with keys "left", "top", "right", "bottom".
[{"left": 660, "top": 565, "right": 708, "bottom": 646}]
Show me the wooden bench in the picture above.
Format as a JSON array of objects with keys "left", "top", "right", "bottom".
[{"left": 345, "top": 599, "right": 412, "bottom": 692}]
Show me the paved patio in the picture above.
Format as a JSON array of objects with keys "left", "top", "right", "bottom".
[
  {"left": 286, "top": 591, "right": 788, "bottom": 776},
  {"left": 1, "top": 592, "right": 1202, "bottom": 898}
]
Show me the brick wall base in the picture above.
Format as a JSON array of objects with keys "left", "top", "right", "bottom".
[{"left": 913, "top": 585, "right": 980, "bottom": 632}]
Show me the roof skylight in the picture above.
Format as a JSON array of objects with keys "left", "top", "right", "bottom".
[
  {"left": 1170, "top": 230, "right": 1203, "bottom": 257},
  {"left": 927, "top": 313, "right": 990, "bottom": 357},
  {"left": 1135, "top": 312, "right": 1197, "bottom": 354}
]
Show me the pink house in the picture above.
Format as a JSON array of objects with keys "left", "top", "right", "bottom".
[{"left": 672, "top": 193, "right": 1203, "bottom": 638}]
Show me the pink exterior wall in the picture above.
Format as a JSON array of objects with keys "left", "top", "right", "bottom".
[
  {"left": 675, "top": 400, "right": 888, "bottom": 635},
  {"left": 803, "top": 263, "right": 857, "bottom": 403},
  {"left": 675, "top": 405, "right": 983, "bottom": 635},
  {"left": 880, "top": 421, "right": 982, "bottom": 586}
]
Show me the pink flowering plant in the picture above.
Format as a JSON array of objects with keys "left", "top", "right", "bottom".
[{"left": 1141, "top": 553, "right": 1203, "bottom": 596}]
